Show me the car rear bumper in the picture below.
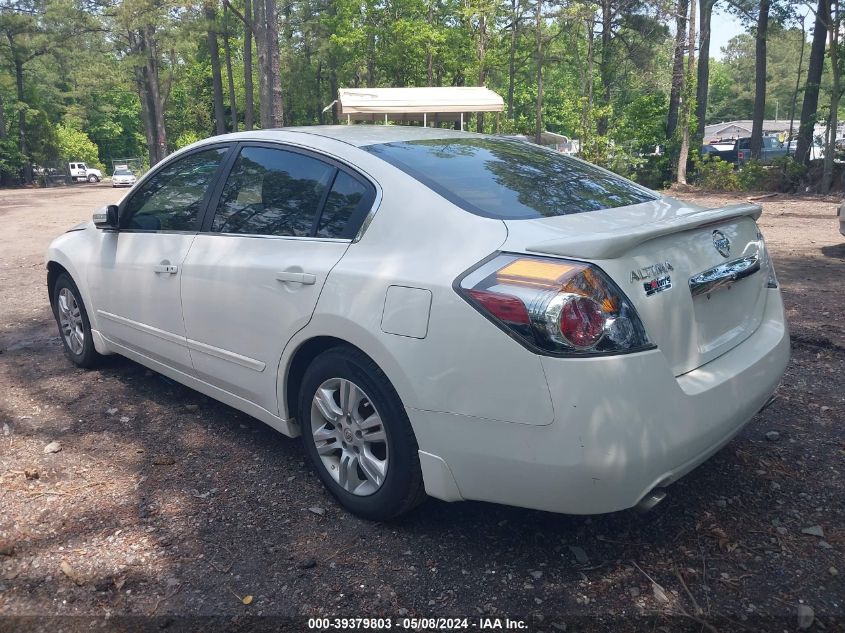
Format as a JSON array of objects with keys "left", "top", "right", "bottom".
[{"left": 411, "top": 289, "right": 790, "bottom": 514}]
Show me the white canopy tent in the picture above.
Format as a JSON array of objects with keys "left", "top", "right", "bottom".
[{"left": 335, "top": 87, "right": 505, "bottom": 129}]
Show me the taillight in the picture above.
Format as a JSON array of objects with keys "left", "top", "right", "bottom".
[{"left": 456, "top": 253, "right": 653, "bottom": 356}]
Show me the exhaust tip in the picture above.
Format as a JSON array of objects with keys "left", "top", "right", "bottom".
[{"left": 635, "top": 488, "right": 667, "bottom": 513}]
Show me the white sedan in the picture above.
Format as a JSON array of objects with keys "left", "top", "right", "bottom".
[
  {"left": 45, "top": 126, "right": 790, "bottom": 520},
  {"left": 839, "top": 201, "right": 845, "bottom": 236},
  {"left": 111, "top": 168, "right": 137, "bottom": 188}
]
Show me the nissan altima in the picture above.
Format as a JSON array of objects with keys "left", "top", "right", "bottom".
[{"left": 46, "top": 126, "right": 790, "bottom": 520}]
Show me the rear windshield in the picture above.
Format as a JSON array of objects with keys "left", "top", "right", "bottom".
[{"left": 363, "top": 137, "right": 657, "bottom": 219}]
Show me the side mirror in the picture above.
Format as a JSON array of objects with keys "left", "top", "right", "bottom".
[{"left": 93, "top": 204, "right": 119, "bottom": 230}]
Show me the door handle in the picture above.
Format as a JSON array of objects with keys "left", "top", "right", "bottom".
[
  {"left": 153, "top": 264, "right": 178, "bottom": 274},
  {"left": 275, "top": 271, "right": 316, "bottom": 285}
]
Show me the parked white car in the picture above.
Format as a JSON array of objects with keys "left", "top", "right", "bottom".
[
  {"left": 111, "top": 168, "right": 137, "bottom": 188},
  {"left": 45, "top": 127, "right": 790, "bottom": 520},
  {"left": 68, "top": 162, "right": 102, "bottom": 183},
  {"left": 839, "top": 201, "right": 845, "bottom": 237}
]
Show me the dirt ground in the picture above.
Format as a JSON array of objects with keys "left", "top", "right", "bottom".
[{"left": 0, "top": 184, "right": 842, "bottom": 632}]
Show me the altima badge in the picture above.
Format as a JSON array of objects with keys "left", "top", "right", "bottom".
[
  {"left": 712, "top": 230, "right": 731, "bottom": 258},
  {"left": 630, "top": 261, "right": 674, "bottom": 283}
]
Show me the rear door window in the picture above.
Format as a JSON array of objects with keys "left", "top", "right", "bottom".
[
  {"left": 316, "top": 171, "right": 370, "bottom": 239},
  {"left": 211, "top": 146, "right": 335, "bottom": 237},
  {"left": 364, "top": 138, "right": 656, "bottom": 220}
]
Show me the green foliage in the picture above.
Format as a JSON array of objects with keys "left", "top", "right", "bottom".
[
  {"left": 0, "top": 0, "right": 827, "bottom": 193},
  {"left": 737, "top": 159, "right": 769, "bottom": 191},
  {"left": 770, "top": 155, "right": 807, "bottom": 192},
  {"left": 633, "top": 154, "right": 673, "bottom": 190},
  {"left": 693, "top": 155, "right": 741, "bottom": 191},
  {"left": 0, "top": 137, "right": 25, "bottom": 182},
  {"left": 615, "top": 93, "right": 669, "bottom": 153},
  {"left": 173, "top": 131, "right": 203, "bottom": 150},
  {"left": 738, "top": 157, "right": 808, "bottom": 192},
  {"left": 54, "top": 124, "right": 104, "bottom": 170},
  {"left": 692, "top": 155, "right": 809, "bottom": 192}
]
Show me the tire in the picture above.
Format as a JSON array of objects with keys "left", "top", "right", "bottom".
[
  {"left": 51, "top": 273, "right": 102, "bottom": 368},
  {"left": 87, "top": 174, "right": 99, "bottom": 183},
  {"left": 298, "top": 346, "right": 426, "bottom": 520}
]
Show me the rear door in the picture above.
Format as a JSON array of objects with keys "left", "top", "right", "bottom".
[{"left": 179, "top": 143, "right": 375, "bottom": 414}]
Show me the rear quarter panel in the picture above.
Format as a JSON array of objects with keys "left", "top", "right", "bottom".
[{"left": 278, "top": 143, "right": 556, "bottom": 426}]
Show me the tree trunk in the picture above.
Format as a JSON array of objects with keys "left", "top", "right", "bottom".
[
  {"left": 427, "top": 0, "right": 435, "bottom": 86},
  {"left": 581, "top": 17, "right": 595, "bottom": 149},
  {"left": 507, "top": 0, "right": 519, "bottom": 119},
  {"left": 796, "top": 0, "right": 829, "bottom": 164},
  {"left": 253, "top": 0, "right": 269, "bottom": 127},
  {"left": 329, "top": 62, "right": 339, "bottom": 124},
  {"left": 266, "top": 0, "right": 284, "bottom": 127},
  {"left": 365, "top": 10, "right": 376, "bottom": 89},
  {"left": 244, "top": 0, "right": 255, "bottom": 130},
  {"left": 750, "top": 0, "right": 770, "bottom": 159},
  {"left": 143, "top": 27, "right": 168, "bottom": 164},
  {"left": 0, "top": 89, "right": 6, "bottom": 139},
  {"left": 315, "top": 59, "right": 323, "bottom": 124},
  {"left": 534, "top": 0, "right": 543, "bottom": 143},
  {"left": 129, "top": 27, "right": 168, "bottom": 165},
  {"left": 223, "top": 4, "right": 238, "bottom": 132},
  {"left": 0, "top": 89, "right": 9, "bottom": 186},
  {"left": 130, "top": 38, "right": 156, "bottom": 166},
  {"left": 597, "top": 0, "right": 612, "bottom": 136},
  {"left": 787, "top": 16, "right": 806, "bottom": 151},
  {"left": 694, "top": 0, "right": 714, "bottom": 146},
  {"left": 5, "top": 30, "right": 32, "bottom": 183},
  {"left": 667, "top": 0, "right": 689, "bottom": 138},
  {"left": 253, "top": 0, "right": 285, "bottom": 128},
  {"left": 822, "top": 0, "right": 839, "bottom": 192},
  {"left": 206, "top": 4, "right": 227, "bottom": 135},
  {"left": 676, "top": 0, "right": 696, "bottom": 184},
  {"left": 12, "top": 55, "right": 31, "bottom": 183},
  {"left": 476, "top": 13, "right": 488, "bottom": 132}
]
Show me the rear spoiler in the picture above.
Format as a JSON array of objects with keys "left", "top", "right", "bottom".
[{"left": 525, "top": 202, "right": 762, "bottom": 260}]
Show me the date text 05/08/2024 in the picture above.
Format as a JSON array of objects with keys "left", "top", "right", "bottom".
[{"left": 307, "top": 617, "right": 528, "bottom": 630}]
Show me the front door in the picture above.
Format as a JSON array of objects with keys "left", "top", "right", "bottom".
[
  {"left": 88, "top": 146, "right": 230, "bottom": 374},
  {"left": 180, "top": 143, "right": 375, "bottom": 414}
]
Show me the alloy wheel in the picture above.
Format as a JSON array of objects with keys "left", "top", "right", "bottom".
[
  {"left": 310, "top": 378, "right": 389, "bottom": 496},
  {"left": 57, "top": 287, "right": 85, "bottom": 355}
]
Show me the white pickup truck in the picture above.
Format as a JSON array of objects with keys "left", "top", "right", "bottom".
[{"left": 68, "top": 162, "right": 103, "bottom": 183}]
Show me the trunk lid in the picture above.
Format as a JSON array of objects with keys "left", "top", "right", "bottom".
[{"left": 501, "top": 196, "right": 768, "bottom": 376}]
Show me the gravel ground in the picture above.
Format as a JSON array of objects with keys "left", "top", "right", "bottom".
[{"left": 0, "top": 184, "right": 843, "bottom": 632}]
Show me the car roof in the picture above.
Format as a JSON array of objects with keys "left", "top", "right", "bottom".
[{"left": 196, "top": 125, "right": 487, "bottom": 149}]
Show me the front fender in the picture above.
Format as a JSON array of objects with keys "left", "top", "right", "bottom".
[{"left": 46, "top": 228, "right": 102, "bottom": 334}]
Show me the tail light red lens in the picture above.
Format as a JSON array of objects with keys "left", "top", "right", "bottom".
[
  {"left": 558, "top": 295, "right": 605, "bottom": 348},
  {"left": 456, "top": 253, "right": 652, "bottom": 356},
  {"left": 467, "top": 289, "right": 530, "bottom": 325}
]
